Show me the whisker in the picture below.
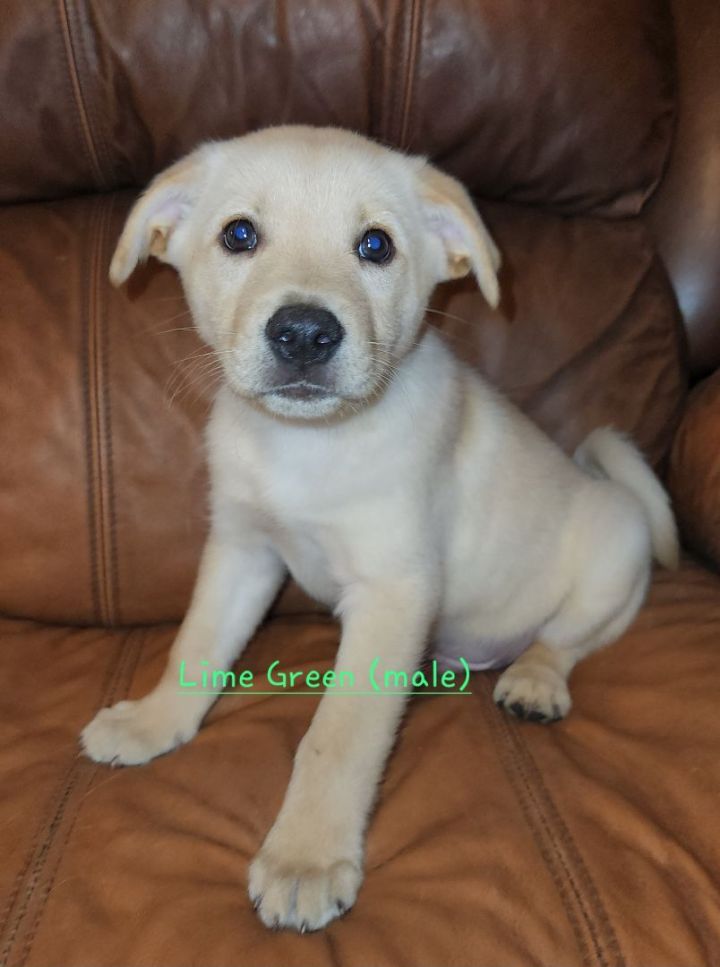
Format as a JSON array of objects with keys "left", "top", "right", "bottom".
[
  {"left": 166, "top": 361, "right": 225, "bottom": 408},
  {"left": 426, "top": 321, "right": 483, "bottom": 355},
  {"left": 424, "top": 305, "right": 478, "bottom": 327},
  {"left": 151, "top": 325, "right": 199, "bottom": 336},
  {"left": 165, "top": 349, "right": 228, "bottom": 400},
  {"left": 142, "top": 308, "right": 195, "bottom": 331},
  {"left": 150, "top": 324, "right": 238, "bottom": 338}
]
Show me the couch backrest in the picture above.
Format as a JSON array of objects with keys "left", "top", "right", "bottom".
[
  {"left": 6, "top": 0, "right": 718, "bottom": 375},
  {"left": 0, "top": 0, "right": 695, "bottom": 626},
  {"left": 2, "top": 0, "right": 674, "bottom": 215}
]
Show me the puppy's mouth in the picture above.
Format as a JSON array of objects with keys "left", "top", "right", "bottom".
[{"left": 262, "top": 380, "right": 333, "bottom": 401}]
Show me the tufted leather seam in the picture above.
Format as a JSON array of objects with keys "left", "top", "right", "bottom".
[
  {"left": 503, "top": 728, "right": 610, "bottom": 967},
  {"left": 482, "top": 677, "right": 625, "bottom": 967},
  {"left": 50, "top": 0, "right": 92, "bottom": 188},
  {"left": 504, "top": 717, "right": 625, "bottom": 967},
  {"left": 68, "top": 0, "right": 114, "bottom": 188},
  {"left": 80, "top": 201, "right": 102, "bottom": 624},
  {"left": 478, "top": 680, "right": 594, "bottom": 966},
  {"left": 380, "top": 0, "right": 421, "bottom": 147},
  {"left": 0, "top": 767, "right": 78, "bottom": 962},
  {"left": 93, "top": 194, "right": 117, "bottom": 625},
  {"left": 99, "top": 196, "right": 121, "bottom": 625},
  {"left": 0, "top": 631, "right": 138, "bottom": 967},
  {"left": 85, "top": 196, "right": 119, "bottom": 626},
  {"left": 397, "top": 0, "right": 423, "bottom": 149},
  {"left": 54, "top": 0, "right": 105, "bottom": 190},
  {"left": 361, "top": 1, "right": 385, "bottom": 144},
  {"left": 15, "top": 632, "right": 145, "bottom": 967},
  {"left": 0, "top": 774, "right": 84, "bottom": 967}
]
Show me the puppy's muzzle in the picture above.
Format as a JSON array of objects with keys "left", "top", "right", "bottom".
[{"left": 266, "top": 304, "right": 344, "bottom": 369}]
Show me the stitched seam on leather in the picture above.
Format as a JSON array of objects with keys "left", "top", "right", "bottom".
[
  {"left": 398, "top": 0, "right": 423, "bottom": 149},
  {"left": 50, "top": 0, "right": 92, "bottom": 187},
  {"left": 478, "top": 683, "right": 593, "bottom": 967},
  {"left": 0, "top": 769, "right": 70, "bottom": 956},
  {"left": 0, "top": 233, "right": 119, "bottom": 924},
  {"left": 0, "top": 771, "right": 82, "bottom": 967},
  {"left": 484, "top": 671, "right": 626, "bottom": 967},
  {"left": 502, "top": 719, "right": 611, "bottom": 967},
  {"left": 87, "top": 197, "right": 118, "bottom": 626},
  {"left": 361, "top": 2, "right": 385, "bottom": 143},
  {"left": 80, "top": 201, "right": 102, "bottom": 623},
  {"left": 99, "top": 196, "right": 121, "bottom": 625},
  {"left": 0, "top": 632, "right": 134, "bottom": 966},
  {"left": 507, "top": 722, "right": 625, "bottom": 967},
  {"left": 15, "top": 632, "right": 144, "bottom": 967},
  {"left": 55, "top": 0, "right": 104, "bottom": 189},
  {"left": 70, "top": 0, "right": 114, "bottom": 186}
]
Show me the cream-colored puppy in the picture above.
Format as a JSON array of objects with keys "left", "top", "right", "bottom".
[{"left": 81, "top": 126, "right": 678, "bottom": 931}]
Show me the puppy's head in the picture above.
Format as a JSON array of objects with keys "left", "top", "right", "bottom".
[{"left": 111, "top": 126, "right": 500, "bottom": 420}]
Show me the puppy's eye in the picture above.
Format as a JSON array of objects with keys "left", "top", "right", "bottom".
[
  {"left": 222, "top": 218, "right": 258, "bottom": 253},
  {"left": 357, "top": 228, "right": 393, "bottom": 264}
]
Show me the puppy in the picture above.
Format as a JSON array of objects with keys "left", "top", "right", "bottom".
[{"left": 81, "top": 125, "right": 678, "bottom": 931}]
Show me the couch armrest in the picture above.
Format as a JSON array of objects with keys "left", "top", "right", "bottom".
[{"left": 669, "top": 368, "right": 720, "bottom": 569}]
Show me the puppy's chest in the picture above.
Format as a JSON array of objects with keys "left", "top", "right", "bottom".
[
  {"left": 219, "top": 444, "right": 364, "bottom": 603},
  {"left": 260, "top": 494, "right": 354, "bottom": 608}
]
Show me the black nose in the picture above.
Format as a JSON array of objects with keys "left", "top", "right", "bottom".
[{"left": 266, "top": 304, "right": 344, "bottom": 367}]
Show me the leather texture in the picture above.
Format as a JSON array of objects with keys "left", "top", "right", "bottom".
[
  {"left": 1, "top": 0, "right": 673, "bottom": 216},
  {"left": 0, "top": 195, "right": 686, "bottom": 626},
  {"left": 1, "top": 564, "right": 720, "bottom": 967},
  {"left": 669, "top": 370, "right": 720, "bottom": 570},
  {"left": 1, "top": 0, "right": 720, "bottom": 964},
  {"left": 645, "top": 0, "right": 720, "bottom": 376}
]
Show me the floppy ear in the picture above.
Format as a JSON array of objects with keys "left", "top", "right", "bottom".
[
  {"left": 109, "top": 144, "right": 212, "bottom": 287},
  {"left": 416, "top": 163, "right": 501, "bottom": 309}
]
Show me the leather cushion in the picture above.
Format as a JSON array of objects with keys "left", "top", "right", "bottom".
[
  {"left": 1, "top": 561, "right": 719, "bottom": 965},
  {"left": 0, "top": 0, "right": 674, "bottom": 215},
  {"left": 0, "top": 194, "right": 687, "bottom": 625}
]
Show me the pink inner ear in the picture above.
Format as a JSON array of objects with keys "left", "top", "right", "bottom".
[
  {"left": 148, "top": 193, "right": 191, "bottom": 230},
  {"left": 425, "top": 206, "right": 468, "bottom": 246}
]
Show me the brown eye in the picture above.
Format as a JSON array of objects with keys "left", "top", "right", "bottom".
[
  {"left": 357, "top": 228, "right": 393, "bottom": 264},
  {"left": 222, "top": 218, "right": 258, "bottom": 253}
]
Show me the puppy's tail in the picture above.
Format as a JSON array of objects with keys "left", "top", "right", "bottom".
[{"left": 574, "top": 427, "right": 679, "bottom": 570}]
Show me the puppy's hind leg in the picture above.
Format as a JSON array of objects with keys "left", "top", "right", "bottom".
[
  {"left": 494, "top": 640, "right": 577, "bottom": 723},
  {"left": 494, "top": 481, "right": 655, "bottom": 723},
  {"left": 494, "top": 574, "right": 648, "bottom": 722}
]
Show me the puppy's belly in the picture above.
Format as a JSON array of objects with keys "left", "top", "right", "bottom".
[
  {"left": 433, "top": 627, "right": 538, "bottom": 671},
  {"left": 288, "top": 566, "right": 339, "bottom": 608}
]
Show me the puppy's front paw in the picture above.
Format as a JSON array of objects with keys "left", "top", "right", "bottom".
[
  {"left": 81, "top": 698, "right": 197, "bottom": 765},
  {"left": 249, "top": 842, "right": 361, "bottom": 932},
  {"left": 494, "top": 664, "right": 571, "bottom": 723}
]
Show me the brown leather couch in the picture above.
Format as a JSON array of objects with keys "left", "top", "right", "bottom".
[{"left": 2, "top": 1, "right": 720, "bottom": 964}]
